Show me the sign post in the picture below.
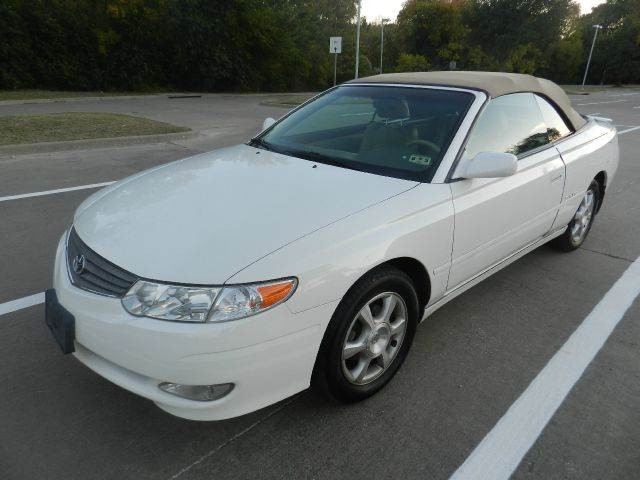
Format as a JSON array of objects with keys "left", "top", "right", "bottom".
[{"left": 330, "top": 37, "right": 342, "bottom": 86}]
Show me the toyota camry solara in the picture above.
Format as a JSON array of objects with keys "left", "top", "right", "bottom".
[{"left": 45, "top": 71, "right": 618, "bottom": 420}]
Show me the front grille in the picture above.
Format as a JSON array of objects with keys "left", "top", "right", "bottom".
[{"left": 66, "top": 228, "right": 138, "bottom": 297}]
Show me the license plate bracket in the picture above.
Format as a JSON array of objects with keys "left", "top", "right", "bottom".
[{"left": 45, "top": 289, "right": 75, "bottom": 354}]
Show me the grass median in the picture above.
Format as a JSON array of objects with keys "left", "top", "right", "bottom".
[
  {"left": 261, "top": 94, "right": 314, "bottom": 107},
  {"left": 0, "top": 112, "right": 189, "bottom": 146}
]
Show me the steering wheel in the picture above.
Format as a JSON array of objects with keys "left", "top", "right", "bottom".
[{"left": 406, "top": 139, "right": 441, "bottom": 157}]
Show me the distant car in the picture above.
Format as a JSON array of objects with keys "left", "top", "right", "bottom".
[{"left": 45, "top": 72, "right": 618, "bottom": 420}]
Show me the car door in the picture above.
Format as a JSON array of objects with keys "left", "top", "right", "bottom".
[{"left": 447, "top": 92, "right": 566, "bottom": 290}]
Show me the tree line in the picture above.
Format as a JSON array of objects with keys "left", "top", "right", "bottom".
[{"left": 0, "top": 0, "right": 638, "bottom": 92}]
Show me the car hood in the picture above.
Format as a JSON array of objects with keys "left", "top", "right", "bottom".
[{"left": 74, "top": 144, "right": 417, "bottom": 284}]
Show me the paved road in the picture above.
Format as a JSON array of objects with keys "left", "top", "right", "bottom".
[{"left": 1, "top": 90, "right": 639, "bottom": 480}]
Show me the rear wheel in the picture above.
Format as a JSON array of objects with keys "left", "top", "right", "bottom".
[
  {"left": 313, "top": 266, "right": 419, "bottom": 402},
  {"left": 552, "top": 180, "right": 600, "bottom": 252}
]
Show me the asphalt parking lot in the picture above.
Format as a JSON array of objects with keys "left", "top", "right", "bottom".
[{"left": 1, "top": 89, "right": 639, "bottom": 480}]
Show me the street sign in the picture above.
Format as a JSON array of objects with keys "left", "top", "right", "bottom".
[
  {"left": 330, "top": 37, "right": 342, "bottom": 54},
  {"left": 330, "top": 37, "right": 342, "bottom": 86}
]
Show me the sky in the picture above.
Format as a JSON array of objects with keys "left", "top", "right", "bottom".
[{"left": 361, "top": 0, "right": 607, "bottom": 22}]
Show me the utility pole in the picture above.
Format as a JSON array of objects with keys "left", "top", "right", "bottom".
[
  {"left": 355, "top": 0, "right": 362, "bottom": 79},
  {"left": 379, "top": 18, "right": 389, "bottom": 74},
  {"left": 582, "top": 24, "right": 602, "bottom": 87}
]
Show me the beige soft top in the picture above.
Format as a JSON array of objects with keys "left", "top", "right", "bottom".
[{"left": 347, "top": 71, "right": 585, "bottom": 130}]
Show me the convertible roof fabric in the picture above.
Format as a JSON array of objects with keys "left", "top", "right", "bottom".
[{"left": 347, "top": 71, "right": 586, "bottom": 130}]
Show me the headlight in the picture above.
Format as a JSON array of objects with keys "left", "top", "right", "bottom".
[
  {"left": 121, "top": 281, "right": 220, "bottom": 322},
  {"left": 121, "top": 278, "right": 297, "bottom": 323},
  {"left": 208, "top": 278, "right": 297, "bottom": 322}
]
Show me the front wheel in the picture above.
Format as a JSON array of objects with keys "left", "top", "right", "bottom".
[
  {"left": 552, "top": 180, "right": 600, "bottom": 252},
  {"left": 313, "top": 266, "right": 419, "bottom": 403}
]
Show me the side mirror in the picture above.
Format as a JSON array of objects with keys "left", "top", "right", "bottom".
[
  {"left": 262, "top": 117, "right": 276, "bottom": 131},
  {"left": 456, "top": 151, "right": 518, "bottom": 179}
]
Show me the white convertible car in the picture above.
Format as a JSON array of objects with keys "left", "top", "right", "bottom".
[{"left": 46, "top": 72, "right": 618, "bottom": 420}]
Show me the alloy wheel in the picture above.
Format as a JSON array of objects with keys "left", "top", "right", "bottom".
[
  {"left": 341, "top": 292, "right": 408, "bottom": 385},
  {"left": 570, "top": 189, "right": 595, "bottom": 244}
]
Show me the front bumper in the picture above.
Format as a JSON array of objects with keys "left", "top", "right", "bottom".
[{"left": 52, "top": 234, "right": 337, "bottom": 420}]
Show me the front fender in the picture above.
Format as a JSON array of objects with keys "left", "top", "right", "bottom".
[{"left": 227, "top": 184, "right": 454, "bottom": 315}]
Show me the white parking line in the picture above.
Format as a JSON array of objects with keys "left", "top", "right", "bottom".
[
  {"left": 0, "top": 181, "right": 114, "bottom": 203},
  {"left": 0, "top": 292, "right": 45, "bottom": 316},
  {"left": 607, "top": 92, "right": 640, "bottom": 98},
  {"left": 449, "top": 256, "right": 640, "bottom": 480},
  {"left": 576, "top": 99, "right": 626, "bottom": 106},
  {"left": 618, "top": 126, "right": 640, "bottom": 135}
]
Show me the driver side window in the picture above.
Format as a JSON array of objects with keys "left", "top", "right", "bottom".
[{"left": 463, "top": 93, "right": 549, "bottom": 160}]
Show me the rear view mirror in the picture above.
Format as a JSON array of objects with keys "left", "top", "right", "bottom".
[
  {"left": 456, "top": 152, "right": 517, "bottom": 179},
  {"left": 262, "top": 117, "right": 276, "bottom": 131}
]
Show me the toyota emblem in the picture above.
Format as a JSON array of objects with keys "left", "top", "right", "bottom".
[{"left": 72, "top": 254, "right": 86, "bottom": 274}]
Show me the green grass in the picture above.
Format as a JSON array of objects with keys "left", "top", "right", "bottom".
[
  {"left": 0, "top": 112, "right": 189, "bottom": 145},
  {"left": 0, "top": 90, "right": 158, "bottom": 101}
]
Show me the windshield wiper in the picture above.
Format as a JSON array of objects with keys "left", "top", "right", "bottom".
[
  {"left": 248, "top": 137, "right": 277, "bottom": 152},
  {"left": 279, "top": 148, "right": 352, "bottom": 169},
  {"left": 249, "top": 140, "right": 353, "bottom": 170}
]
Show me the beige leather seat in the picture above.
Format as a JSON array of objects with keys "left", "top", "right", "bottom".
[{"left": 360, "top": 97, "right": 418, "bottom": 152}]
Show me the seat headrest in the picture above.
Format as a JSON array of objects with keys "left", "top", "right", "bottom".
[{"left": 373, "top": 97, "right": 409, "bottom": 119}]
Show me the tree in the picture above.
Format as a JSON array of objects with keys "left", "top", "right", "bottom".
[
  {"left": 1, "top": 0, "right": 638, "bottom": 91},
  {"left": 503, "top": 43, "right": 543, "bottom": 74},
  {"left": 395, "top": 53, "right": 430, "bottom": 72},
  {"left": 397, "top": 0, "right": 468, "bottom": 69},
  {"left": 540, "top": 33, "right": 584, "bottom": 83},
  {"left": 463, "top": 0, "right": 583, "bottom": 74},
  {"left": 581, "top": 0, "right": 640, "bottom": 84}
]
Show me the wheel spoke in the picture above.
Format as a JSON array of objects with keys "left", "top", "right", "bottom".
[
  {"left": 343, "top": 339, "right": 366, "bottom": 360},
  {"left": 359, "top": 304, "right": 375, "bottom": 330},
  {"left": 353, "top": 357, "right": 372, "bottom": 383},
  {"left": 390, "top": 317, "right": 406, "bottom": 337},
  {"left": 378, "top": 294, "right": 397, "bottom": 323},
  {"left": 380, "top": 349, "right": 392, "bottom": 368}
]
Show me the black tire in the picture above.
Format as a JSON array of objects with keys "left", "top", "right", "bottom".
[
  {"left": 313, "top": 266, "right": 419, "bottom": 403},
  {"left": 551, "top": 179, "right": 600, "bottom": 252}
]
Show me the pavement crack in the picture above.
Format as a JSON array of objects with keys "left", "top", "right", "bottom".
[
  {"left": 168, "top": 394, "right": 300, "bottom": 480},
  {"left": 167, "top": 141, "right": 196, "bottom": 150},
  {"left": 581, "top": 247, "right": 634, "bottom": 263}
]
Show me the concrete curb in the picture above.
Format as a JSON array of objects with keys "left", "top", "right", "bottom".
[
  {"left": 0, "top": 94, "right": 169, "bottom": 106},
  {"left": 0, "top": 130, "right": 198, "bottom": 156}
]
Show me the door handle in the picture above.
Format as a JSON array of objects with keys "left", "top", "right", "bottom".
[{"left": 550, "top": 173, "right": 563, "bottom": 183}]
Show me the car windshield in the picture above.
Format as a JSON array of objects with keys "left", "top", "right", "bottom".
[{"left": 255, "top": 85, "right": 475, "bottom": 182}]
